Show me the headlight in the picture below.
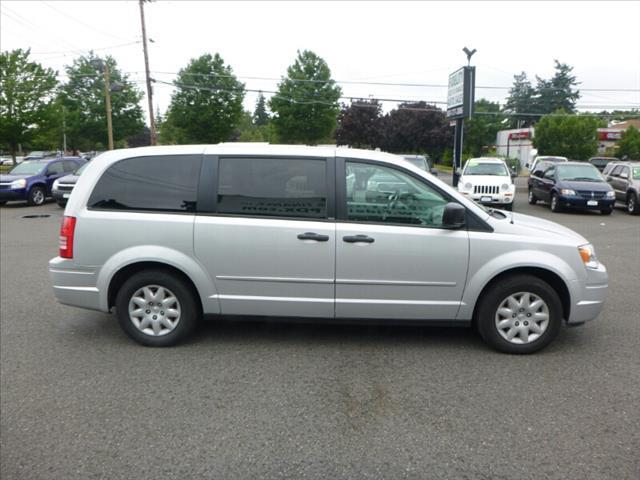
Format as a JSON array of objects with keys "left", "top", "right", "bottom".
[
  {"left": 501, "top": 183, "right": 510, "bottom": 191},
  {"left": 52, "top": 179, "right": 60, "bottom": 190},
  {"left": 578, "top": 244, "right": 599, "bottom": 269},
  {"left": 464, "top": 182, "right": 473, "bottom": 190},
  {"left": 560, "top": 188, "right": 576, "bottom": 196},
  {"left": 10, "top": 179, "right": 26, "bottom": 189},
  {"left": 605, "top": 190, "right": 615, "bottom": 198}
]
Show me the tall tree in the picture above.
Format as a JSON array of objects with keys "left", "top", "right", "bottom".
[
  {"left": 380, "top": 102, "right": 452, "bottom": 157},
  {"left": 503, "top": 71, "right": 536, "bottom": 128},
  {"left": 533, "top": 60, "right": 580, "bottom": 115},
  {"left": 532, "top": 111, "right": 600, "bottom": 160},
  {"left": 462, "top": 99, "right": 505, "bottom": 156},
  {"left": 253, "top": 92, "right": 270, "bottom": 126},
  {"left": 616, "top": 125, "right": 640, "bottom": 160},
  {"left": 164, "top": 53, "right": 244, "bottom": 144},
  {"left": 60, "top": 53, "right": 145, "bottom": 151},
  {"left": 269, "top": 50, "right": 341, "bottom": 144},
  {"left": 335, "top": 99, "right": 382, "bottom": 148},
  {"left": 0, "top": 49, "right": 59, "bottom": 162}
]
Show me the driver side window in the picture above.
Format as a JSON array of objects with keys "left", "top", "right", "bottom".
[
  {"left": 543, "top": 167, "right": 555, "bottom": 180},
  {"left": 345, "top": 161, "right": 448, "bottom": 227},
  {"left": 47, "top": 162, "right": 64, "bottom": 175}
]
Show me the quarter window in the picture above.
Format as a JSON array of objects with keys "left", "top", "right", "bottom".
[
  {"left": 88, "top": 155, "right": 201, "bottom": 212},
  {"left": 345, "top": 162, "right": 448, "bottom": 227},
  {"left": 217, "top": 157, "right": 327, "bottom": 219}
]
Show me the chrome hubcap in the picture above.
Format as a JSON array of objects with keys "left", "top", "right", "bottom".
[
  {"left": 128, "top": 285, "right": 181, "bottom": 336},
  {"left": 33, "top": 190, "right": 44, "bottom": 204},
  {"left": 629, "top": 197, "right": 635, "bottom": 212},
  {"left": 495, "top": 292, "right": 549, "bottom": 344}
]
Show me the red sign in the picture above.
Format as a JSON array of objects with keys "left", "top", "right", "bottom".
[
  {"left": 598, "top": 131, "right": 622, "bottom": 141},
  {"left": 509, "top": 131, "right": 530, "bottom": 140}
]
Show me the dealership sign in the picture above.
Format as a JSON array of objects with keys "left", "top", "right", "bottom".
[
  {"left": 447, "top": 66, "right": 475, "bottom": 119},
  {"left": 598, "top": 130, "right": 622, "bottom": 141}
]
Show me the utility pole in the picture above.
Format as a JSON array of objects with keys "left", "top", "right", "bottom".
[
  {"left": 139, "top": 0, "right": 157, "bottom": 145},
  {"left": 104, "top": 63, "right": 114, "bottom": 150},
  {"left": 62, "top": 106, "right": 67, "bottom": 153}
]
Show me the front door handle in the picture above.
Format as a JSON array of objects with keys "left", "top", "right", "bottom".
[
  {"left": 343, "top": 235, "right": 375, "bottom": 244},
  {"left": 297, "top": 232, "right": 330, "bottom": 242}
]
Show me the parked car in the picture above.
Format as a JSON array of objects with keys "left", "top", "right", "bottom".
[
  {"left": 0, "top": 157, "right": 84, "bottom": 206},
  {"left": 52, "top": 162, "right": 89, "bottom": 207},
  {"left": 457, "top": 157, "right": 516, "bottom": 211},
  {"left": 24, "top": 150, "right": 58, "bottom": 161},
  {"left": 604, "top": 161, "right": 640, "bottom": 215},
  {"left": 526, "top": 155, "right": 568, "bottom": 172},
  {"left": 49, "top": 145, "right": 608, "bottom": 354},
  {"left": 402, "top": 154, "right": 438, "bottom": 175},
  {"left": 589, "top": 156, "right": 618, "bottom": 172},
  {"left": 528, "top": 161, "right": 615, "bottom": 214}
]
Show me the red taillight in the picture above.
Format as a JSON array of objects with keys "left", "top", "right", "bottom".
[{"left": 59, "top": 216, "right": 76, "bottom": 259}]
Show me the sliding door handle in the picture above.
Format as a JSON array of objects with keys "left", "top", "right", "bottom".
[{"left": 297, "top": 232, "right": 330, "bottom": 242}]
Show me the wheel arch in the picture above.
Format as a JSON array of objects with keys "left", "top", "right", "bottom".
[
  {"left": 470, "top": 267, "right": 571, "bottom": 326},
  {"left": 108, "top": 261, "right": 202, "bottom": 312}
]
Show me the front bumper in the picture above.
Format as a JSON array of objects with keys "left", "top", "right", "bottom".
[
  {"left": 0, "top": 188, "right": 27, "bottom": 201},
  {"left": 52, "top": 189, "right": 72, "bottom": 202},
  {"left": 567, "top": 261, "right": 608, "bottom": 324},
  {"left": 49, "top": 257, "right": 104, "bottom": 312},
  {"left": 558, "top": 195, "right": 615, "bottom": 210},
  {"left": 460, "top": 192, "right": 514, "bottom": 205}
]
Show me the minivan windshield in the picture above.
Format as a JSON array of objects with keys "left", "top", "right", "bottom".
[
  {"left": 9, "top": 161, "right": 45, "bottom": 176},
  {"left": 464, "top": 162, "right": 508, "bottom": 176},
  {"left": 556, "top": 164, "right": 604, "bottom": 182}
]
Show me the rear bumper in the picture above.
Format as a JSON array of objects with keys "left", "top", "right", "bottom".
[
  {"left": 567, "top": 262, "right": 608, "bottom": 324},
  {"left": 49, "top": 257, "right": 105, "bottom": 312}
]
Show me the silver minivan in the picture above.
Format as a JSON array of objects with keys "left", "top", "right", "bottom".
[{"left": 49, "top": 145, "right": 608, "bottom": 353}]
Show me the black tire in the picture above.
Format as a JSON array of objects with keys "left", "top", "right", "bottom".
[
  {"left": 503, "top": 203, "right": 513, "bottom": 211},
  {"left": 115, "top": 270, "right": 200, "bottom": 347},
  {"left": 27, "top": 185, "right": 46, "bottom": 206},
  {"left": 476, "top": 274, "right": 563, "bottom": 354},
  {"left": 600, "top": 208, "right": 613, "bottom": 215},
  {"left": 0, "top": 201, "right": 6, "bottom": 206},
  {"left": 627, "top": 192, "right": 640, "bottom": 215},
  {"left": 550, "top": 192, "right": 561, "bottom": 212},
  {"left": 527, "top": 188, "right": 537, "bottom": 205}
]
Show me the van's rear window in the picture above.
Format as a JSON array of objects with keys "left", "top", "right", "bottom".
[{"left": 88, "top": 155, "right": 201, "bottom": 212}]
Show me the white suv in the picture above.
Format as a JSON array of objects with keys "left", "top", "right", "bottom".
[
  {"left": 49, "top": 145, "right": 608, "bottom": 353},
  {"left": 457, "top": 157, "right": 516, "bottom": 210}
]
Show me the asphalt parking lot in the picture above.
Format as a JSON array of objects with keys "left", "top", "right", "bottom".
[{"left": 1, "top": 186, "right": 639, "bottom": 480}]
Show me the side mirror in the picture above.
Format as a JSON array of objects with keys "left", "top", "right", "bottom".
[
  {"left": 511, "top": 172, "right": 517, "bottom": 179},
  {"left": 525, "top": 162, "right": 530, "bottom": 169},
  {"left": 430, "top": 168, "right": 439, "bottom": 176},
  {"left": 533, "top": 170, "right": 544, "bottom": 178},
  {"left": 442, "top": 202, "right": 466, "bottom": 229}
]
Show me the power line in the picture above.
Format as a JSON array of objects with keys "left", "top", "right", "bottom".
[
  {"left": 151, "top": 70, "right": 640, "bottom": 93},
  {"left": 39, "top": 0, "right": 137, "bottom": 43}
]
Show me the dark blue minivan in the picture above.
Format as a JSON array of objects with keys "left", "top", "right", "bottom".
[
  {"left": 0, "top": 157, "right": 84, "bottom": 206},
  {"left": 528, "top": 161, "right": 616, "bottom": 215}
]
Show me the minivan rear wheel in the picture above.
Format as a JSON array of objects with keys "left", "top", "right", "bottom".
[
  {"left": 476, "top": 275, "right": 562, "bottom": 354},
  {"left": 115, "top": 270, "right": 200, "bottom": 346}
]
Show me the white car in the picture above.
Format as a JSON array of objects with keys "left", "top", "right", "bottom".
[
  {"left": 526, "top": 155, "right": 568, "bottom": 173},
  {"left": 457, "top": 157, "right": 516, "bottom": 211}
]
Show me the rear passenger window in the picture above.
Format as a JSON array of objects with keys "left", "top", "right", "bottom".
[
  {"left": 88, "top": 155, "right": 201, "bottom": 212},
  {"left": 217, "top": 157, "right": 327, "bottom": 219},
  {"left": 47, "top": 162, "right": 64, "bottom": 175},
  {"left": 63, "top": 161, "right": 77, "bottom": 172}
]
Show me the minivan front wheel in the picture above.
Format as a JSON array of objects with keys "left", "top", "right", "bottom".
[
  {"left": 476, "top": 275, "right": 562, "bottom": 354},
  {"left": 27, "top": 186, "right": 46, "bottom": 206},
  {"left": 115, "top": 270, "right": 200, "bottom": 346}
]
